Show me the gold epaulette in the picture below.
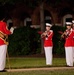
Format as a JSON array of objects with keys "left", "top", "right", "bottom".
[{"left": 0, "top": 31, "right": 8, "bottom": 45}]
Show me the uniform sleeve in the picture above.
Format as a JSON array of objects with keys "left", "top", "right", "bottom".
[
  {"left": 48, "top": 30, "right": 53, "bottom": 39},
  {"left": 73, "top": 31, "right": 74, "bottom": 38},
  {"left": 3, "top": 22, "right": 11, "bottom": 35}
]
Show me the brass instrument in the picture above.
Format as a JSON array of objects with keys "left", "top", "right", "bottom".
[
  {"left": 41, "top": 31, "right": 48, "bottom": 38},
  {"left": 61, "top": 29, "right": 71, "bottom": 39},
  {"left": 61, "top": 31, "right": 66, "bottom": 39}
]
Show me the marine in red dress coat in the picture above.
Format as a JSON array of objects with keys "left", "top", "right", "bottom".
[
  {"left": 72, "top": 20, "right": 74, "bottom": 47},
  {"left": 64, "top": 28, "right": 74, "bottom": 47},
  {"left": 0, "top": 21, "right": 11, "bottom": 45},
  {"left": 42, "top": 30, "right": 53, "bottom": 47},
  {"left": 72, "top": 20, "right": 74, "bottom": 62},
  {"left": 41, "top": 23, "right": 53, "bottom": 65},
  {"left": 61, "top": 22, "right": 74, "bottom": 66}
]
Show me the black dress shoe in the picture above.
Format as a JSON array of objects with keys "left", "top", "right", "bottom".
[
  {"left": 66, "top": 65, "right": 73, "bottom": 67},
  {"left": 0, "top": 70, "right": 7, "bottom": 72}
]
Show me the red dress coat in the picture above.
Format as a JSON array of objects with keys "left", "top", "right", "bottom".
[
  {"left": 43, "top": 30, "right": 53, "bottom": 47},
  {"left": 0, "top": 21, "right": 11, "bottom": 45},
  {"left": 72, "top": 28, "right": 74, "bottom": 47},
  {"left": 65, "top": 29, "right": 74, "bottom": 47}
]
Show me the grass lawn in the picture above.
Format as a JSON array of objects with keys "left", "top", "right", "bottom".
[
  {"left": 6, "top": 58, "right": 66, "bottom": 69},
  {"left": 0, "top": 57, "right": 74, "bottom": 75}
]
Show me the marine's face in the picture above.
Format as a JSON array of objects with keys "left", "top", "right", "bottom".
[
  {"left": 46, "top": 26, "right": 51, "bottom": 31},
  {"left": 66, "top": 25, "right": 71, "bottom": 29},
  {"left": 73, "top": 24, "right": 74, "bottom": 27}
]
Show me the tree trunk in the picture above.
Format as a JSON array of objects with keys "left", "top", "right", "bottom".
[{"left": 40, "top": 2, "right": 45, "bottom": 54}]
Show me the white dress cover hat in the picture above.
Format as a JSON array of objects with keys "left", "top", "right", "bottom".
[
  {"left": 72, "top": 20, "right": 74, "bottom": 24},
  {"left": 66, "top": 22, "right": 72, "bottom": 25},
  {"left": 46, "top": 23, "right": 52, "bottom": 27}
]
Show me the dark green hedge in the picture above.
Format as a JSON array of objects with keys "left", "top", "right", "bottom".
[
  {"left": 8, "top": 26, "right": 41, "bottom": 56},
  {"left": 51, "top": 25, "right": 66, "bottom": 56},
  {"left": 8, "top": 25, "right": 66, "bottom": 56}
]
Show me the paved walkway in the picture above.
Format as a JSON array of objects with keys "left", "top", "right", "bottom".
[{"left": 7, "top": 67, "right": 74, "bottom": 72}]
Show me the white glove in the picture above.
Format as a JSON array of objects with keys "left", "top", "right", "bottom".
[{"left": 10, "top": 27, "right": 15, "bottom": 34}]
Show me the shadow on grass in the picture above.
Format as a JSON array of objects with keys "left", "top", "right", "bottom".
[{"left": 6, "top": 65, "right": 67, "bottom": 69}]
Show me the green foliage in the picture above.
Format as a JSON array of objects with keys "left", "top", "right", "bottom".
[
  {"left": 8, "top": 26, "right": 41, "bottom": 56},
  {"left": 51, "top": 25, "right": 66, "bottom": 55},
  {"left": 8, "top": 25, "right": 66, "bottom": 56}
]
